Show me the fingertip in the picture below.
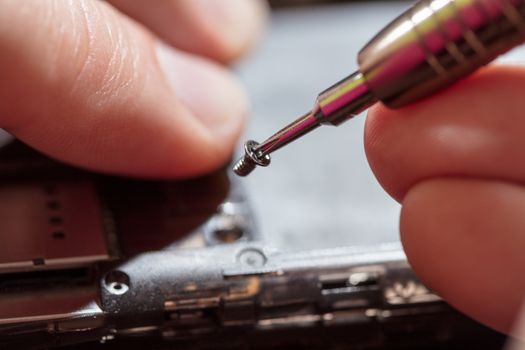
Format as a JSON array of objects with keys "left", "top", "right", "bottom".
[
  {"left": 364, "top": 103, "right": 407, "bottom": 202},
  {"left": 400, "top": 178, "right": 525, "bottom": 333},
  {"left": 198, "top": 0, "right": 269, "bottom": 63},
  {"left": 109, "top": 0, "right": 269, "bottom": 64},
  {"left": 364, "top": 65, "right": 525, "bottom": 202}
]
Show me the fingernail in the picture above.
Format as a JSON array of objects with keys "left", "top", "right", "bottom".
[
  {"left": 156, "top": 43, "right": 247, "bottom": 137},
  {"left": 195, "top": 0, "right": 267, "bottom": 59}
]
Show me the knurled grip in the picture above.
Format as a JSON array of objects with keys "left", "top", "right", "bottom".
[{"left": 358, "top": 0, "right": 525, "bottom": 107}]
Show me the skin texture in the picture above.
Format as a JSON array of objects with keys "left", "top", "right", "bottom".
[
  {"left": 0, "top": 0, "right": 266, "bottom": 178},
  {"left": 365, "top": 65, "right": 525, "bottom": 334},
  {"left": 108, "top": 0, "right": 267, "bottom": 63}
]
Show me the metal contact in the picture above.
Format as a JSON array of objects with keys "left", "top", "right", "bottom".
[{"left": 233, "top": 140, "right": 271, "bottom": 177}]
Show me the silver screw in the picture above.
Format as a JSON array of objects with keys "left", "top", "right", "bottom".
[
  {"left": 238, "top": 248, "right": 267, "bottom": 267},
  {"left": 233, "top": 140, "right": 271, "bottom": 177}
]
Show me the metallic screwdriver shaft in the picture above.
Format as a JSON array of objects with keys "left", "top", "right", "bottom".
[{"left": 234, "top": 0, "right": 525, "bottom": 177}]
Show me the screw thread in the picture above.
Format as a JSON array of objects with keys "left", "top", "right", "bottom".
[
  {"left": 233, "top": 155, "right": 256, "bottom": 177},
  {"left": 232, "top": 140, "right": 271, "bottom": 177}
]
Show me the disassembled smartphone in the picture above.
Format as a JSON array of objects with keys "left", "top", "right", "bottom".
[{"left": 0, "top": 141, "right": 505, "bottom": 349}]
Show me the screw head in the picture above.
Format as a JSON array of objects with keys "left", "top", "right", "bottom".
[
  {"left": 233, "top": 140, "right": 271, "bottom": 177},
  {"left": 238, "top": 248, "right": 266, "bottom": 268}
]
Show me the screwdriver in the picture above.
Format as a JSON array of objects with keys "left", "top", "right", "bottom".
[{"left": 233, "top": 0, "right": 525, "bottom": 176}]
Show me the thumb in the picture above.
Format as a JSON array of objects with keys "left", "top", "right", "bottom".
[{"left": 0, "top": 0, "right": 247, "bottom": 178}]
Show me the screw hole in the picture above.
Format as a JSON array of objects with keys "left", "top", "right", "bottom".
[
  {"left": 104, "top": 270, "right": 130, "bottom": 295},
  {"left": 211, "top": 215, "right": 245, "bottom": 244},
  {"left": 214, "top": 227, "right": 244, "bottom": 243}
]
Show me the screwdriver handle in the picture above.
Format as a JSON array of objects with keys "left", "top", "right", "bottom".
[{"left": 358, "top": 0, "right": 525, "bottom": 108}]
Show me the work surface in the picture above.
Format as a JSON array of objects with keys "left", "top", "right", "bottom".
[{"left": 236, "top": 1, "right": 525, "bottom": 252}]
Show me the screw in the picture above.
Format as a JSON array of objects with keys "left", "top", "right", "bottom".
[
  {"left": 233, "top": 140, "right": 271, "bottom": 177},
  {"left": 238, "top": 248, "right": 266, "bottom": 268}
]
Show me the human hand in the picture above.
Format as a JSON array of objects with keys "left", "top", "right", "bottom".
[
  {"left": 0, "top": 0, "right": 266, "bottom": 177},
  {"left": 365, "top": 64, "right": 525, "bottom": 336}
]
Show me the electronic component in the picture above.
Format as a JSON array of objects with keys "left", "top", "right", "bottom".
[{"left": 0, "top": 142, "right": 505, "bottom": 349}]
